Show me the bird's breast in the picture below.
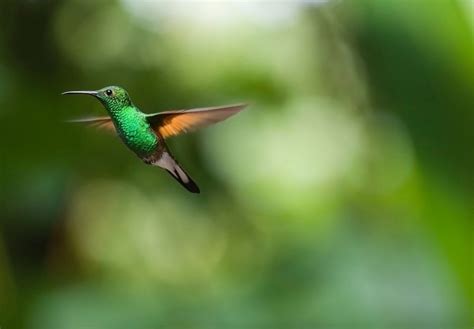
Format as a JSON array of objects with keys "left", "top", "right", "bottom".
[{"left": 115, "top": 115, "right": 158, "bottom": 157}]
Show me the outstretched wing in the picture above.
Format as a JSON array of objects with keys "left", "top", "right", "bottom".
[
  {"left": 146, "top": 103, "right": 247, "bottom": 139},
  {"left": 67, "top": 117, "right": 116, "bottom": 132}
]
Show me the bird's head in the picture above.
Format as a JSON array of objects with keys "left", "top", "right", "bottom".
[{"left": 62, "top": 86, "right": 132, "bottom": 112}]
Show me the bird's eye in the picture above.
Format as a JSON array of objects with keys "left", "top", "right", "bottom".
[{"left": 105, "top": 89, "right": 113, "bottom": 97}]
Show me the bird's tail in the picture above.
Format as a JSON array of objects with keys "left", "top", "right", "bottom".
[{"left": 154, "top": 150, "right": 200, "bottom": 193}]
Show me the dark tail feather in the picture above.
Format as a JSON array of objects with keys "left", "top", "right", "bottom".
[
  {"left": 153, "top": 150, "right": 200, "bottom": 193},
  {"left": 166, "top": 166, "right": 200, "bottom": 193}
]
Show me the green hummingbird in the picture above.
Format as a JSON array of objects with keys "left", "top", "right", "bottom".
[{"left": 63, "top": 86, "right": 246, "bottom": 193}]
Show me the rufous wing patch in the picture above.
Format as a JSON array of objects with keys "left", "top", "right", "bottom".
[{"left": 147, "top": 104, "right": 247, "bottom": 139}]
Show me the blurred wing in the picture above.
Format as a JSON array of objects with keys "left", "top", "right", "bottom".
[
  {"left": 67, "top": 117, "right": 116, "bottom": 132},
  {"left": 146, "top": 103, "right": 247, "bottom": 139}
]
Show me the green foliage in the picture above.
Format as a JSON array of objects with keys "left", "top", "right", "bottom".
[{"left": 0, "top": 1, "right": 472, "bottom": 328}]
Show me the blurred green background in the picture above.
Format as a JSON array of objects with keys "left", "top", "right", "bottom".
[{"left": 0, "top": 0, "right": 473, "bottom": 328}]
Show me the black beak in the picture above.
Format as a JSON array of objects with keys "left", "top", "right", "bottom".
[{"left": 62, "top": 90, "right": 98, "bottom": 96}]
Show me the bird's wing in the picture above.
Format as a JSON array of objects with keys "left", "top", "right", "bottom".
[
  {"left": 146, "top": 103, "right": 246, "bottom": 139},
  {"left": 67, "top": 117, "right": 116, "bottom": 132}
]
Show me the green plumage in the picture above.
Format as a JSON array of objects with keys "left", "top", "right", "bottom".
[
  {"left": 63, "top": 85, "right": 246, "bottom": 193},
  {"left": 113, "top": 106, "right": 158, "bottom": 157},
  {"left": 92, "top": 86, "right": 158, "bottom": 157}
]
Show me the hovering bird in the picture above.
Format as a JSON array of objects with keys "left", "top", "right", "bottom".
[{"left": 63, "top": 86, "right": 246, "bottom": 193}]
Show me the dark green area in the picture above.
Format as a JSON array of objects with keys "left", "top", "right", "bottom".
[{"left": 0, "top": 1, "right": 472, "bottom": 328}]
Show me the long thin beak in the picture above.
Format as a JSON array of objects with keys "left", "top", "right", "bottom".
[{"left": 61, "top": 90, "right": 98, "bottom": 96}]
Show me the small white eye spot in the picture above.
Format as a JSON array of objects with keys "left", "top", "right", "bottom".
[{"left": 105, "top": 89, "right": 113, "bottom": 97}]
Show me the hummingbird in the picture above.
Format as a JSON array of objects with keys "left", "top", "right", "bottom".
[{"left": 63, "top": 86, "right": 246, "bottom": 193}]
